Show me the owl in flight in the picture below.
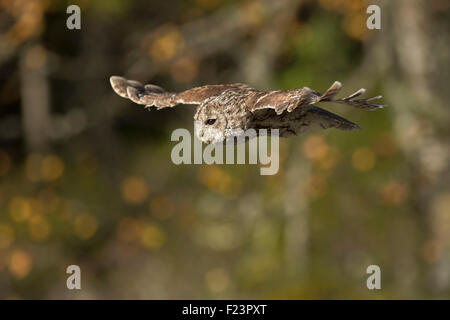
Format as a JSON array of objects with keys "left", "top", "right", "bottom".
[{"left": 110, "top": 76, "right": 384, "bottom": 144}]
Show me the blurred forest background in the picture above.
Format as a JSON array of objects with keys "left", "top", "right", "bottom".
[{"left": 0, "top": 0, "right": 449, "bottom": 299}]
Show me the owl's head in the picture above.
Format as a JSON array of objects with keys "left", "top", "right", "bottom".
[
  {"left": 194, "top": 102, "right": 228, "bottom": 144},
  {"left": 193, "top": 100, "right": 246, "bottom": 144}
]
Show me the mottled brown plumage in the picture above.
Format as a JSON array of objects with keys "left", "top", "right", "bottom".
[{"left": 110, "top": 76, "right": 385, "bottom": 144}]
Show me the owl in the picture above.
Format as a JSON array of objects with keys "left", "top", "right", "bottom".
[{"left": 110, "top": 76, "right": 384, "bottom": 144}]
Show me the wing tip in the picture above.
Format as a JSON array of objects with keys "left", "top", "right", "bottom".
[
  {"left": 110, "top": 75, "right": 124, "bottom": 82},
  {"left": 109, "top": 75, "right": 129, "bottom": 98},
  {"left": 339, "top": 121, "right": 362, "bottom": 131},
  {"left": 333, "top": 81, "right": 342, "bottom": 89}
]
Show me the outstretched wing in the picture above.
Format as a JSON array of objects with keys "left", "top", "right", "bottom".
[
  {"left": 304, "top": 105, "right": 361, "bottom": 131},
  {"left": 248, "top": 81, "right": 386, "bottom": 115},
  {"left": 250, "top": 104, "right": 361, "bottom": 138},
  {"left": 110, "top": 76, "right": 248, "bottom": 109}
]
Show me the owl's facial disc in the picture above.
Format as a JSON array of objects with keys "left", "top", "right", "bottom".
[
  {"left": 193, "top": 104, "right": 228, "bottom": 144},
  {"left": 194, "top": 120, "right": 225, "bottom": 144}
]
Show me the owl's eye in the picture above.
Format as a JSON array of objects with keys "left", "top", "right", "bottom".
[{"left": 205, "top": 118, "right": 216, "bottom": 125}]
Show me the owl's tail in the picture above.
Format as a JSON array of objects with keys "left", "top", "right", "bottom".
[{"left": 315, "top": 81, "right": 386, "bottom": 110}]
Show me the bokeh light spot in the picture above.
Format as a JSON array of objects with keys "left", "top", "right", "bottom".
[
  {"left": 74, "top": 214, "right": 98, "bottom": 240},
  {"left": 302, "top": 135, "right": 329, "bottom": 161},
  {"left": 25, "top": 45, "right": 47, "bottom": 70},
  {"left": 121, "top": 176, "right": 149, "bottom": 204},
  {"left": 197, "top": 166, "right": 241, "bottom": 197},
  {"left": 140, "top": 223, "right": 166, "bottom": 249},
  {"left": 171, "top": 54, "right": 198, "bottom": 83},
  {"left": 199, "top": 223, "right": 238, "bottom": 251},
  {"left": 41, "top": 154, "right": 64, "bottom": 181},
  {"left": 351, "top": 147, "right": 376, "bottom": 171},
  {"left": 9, "top": 197, "right": 32, "bottom": 222},
  {"left": 381, "top": 180, "right": 408, "bottom": 206},
  {"left": 205, "top": 268, "right": 229, "bottom": 293},
  {"left": 8, "top": 250, "right": 32, "bottom": 279},
  {"left": 149, "top": 27, "right": 184, "bottom": 62},
  {"left": 342, "top": 11, "right": 368, "bottom": 41}
]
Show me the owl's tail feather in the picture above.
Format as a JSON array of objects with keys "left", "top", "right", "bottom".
[
  {"left": 307, "top": 105, "right": 362, "bottom": 131},
  {"left": 316, "top": 81, "right": 386, "bottom": 111}
]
